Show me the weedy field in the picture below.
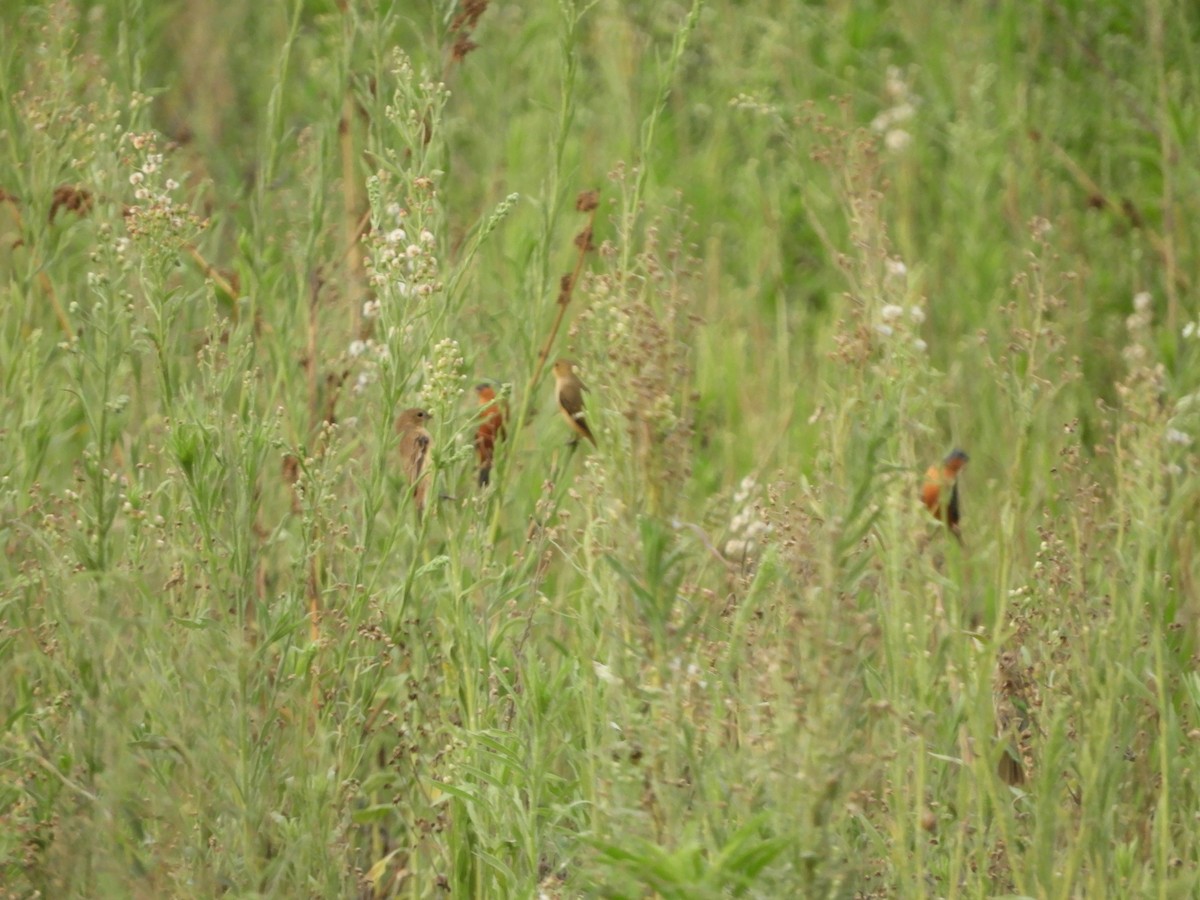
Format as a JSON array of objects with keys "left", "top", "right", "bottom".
[{"left": 2, "top": 1, "right": 1200, "bottom": 897}]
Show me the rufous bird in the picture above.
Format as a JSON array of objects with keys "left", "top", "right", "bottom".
[
  {"left": 921, "top": 448, "right": 968, "bottom": 544},
  {"left": 396, "top": 407, "right": 433, "bottom": 517},
  {"left": 474, "top": 383, "right": 508, "bottom": 486},
  {"left": 552, "top": 359, "right": 596, "bottom": 447}
]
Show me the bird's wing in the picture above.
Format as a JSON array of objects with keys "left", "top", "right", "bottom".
[
  {"left": 402, "top": 431, "right": 431, "bottom": 481},
  {"left": 559, "top": 385, "right": 585, "bottom": 418},
  {"left": 414, "top": 432, "right": 430, "bottom": 476}
]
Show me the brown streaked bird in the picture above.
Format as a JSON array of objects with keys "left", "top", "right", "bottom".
[
  {"left": 474, "top": 383, "right": 508, "bottom": 486},
  {"left": 993, "top": 649, "right": 1033, "bottom": 787},
  {"left": 396, "top": 407, "right": 433, "bottom": 517},
  {"left": 921, "top": 448, "right": 968, "bottom": 544},
  {"left": 552, "top": 359, "right": 596, "bottom": 447}
]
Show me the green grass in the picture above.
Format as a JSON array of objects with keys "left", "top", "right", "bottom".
[{"left": 3, "top": 0, "right": 1200, "bottom": 896}]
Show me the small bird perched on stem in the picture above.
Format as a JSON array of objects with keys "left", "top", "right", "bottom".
[
  {"left": 993, "top": 649, "right": 1032, "bottom": 787},
  {"left": 396, "top": 407, "right": 433, "bottom": 517},
  {"left": 922, "top": 449, "right": 968, "bottom": 544},
  {"left": 474, "top": 383, "right": 508, "bottom": 486},
  {"left": 552, "top": 359, "right": 596, "bottom": 447}
]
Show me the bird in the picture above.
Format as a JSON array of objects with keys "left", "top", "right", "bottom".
[
  {"left": 552, "top": 359, "right": 597, "bottom": 447},
  {"left": 921, "top": 448, "right": 968, "bottom": 543},
  {"left": 993, "top": 650, "right": 1033, "bottom": 786},
  {"left": 474, "top": 383, "right": 508, "bottom": 486},
  {"left": 395, "top": 407, "right": 433, "bottom": 517}
]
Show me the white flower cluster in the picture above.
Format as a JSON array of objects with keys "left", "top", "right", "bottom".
[
  {"left": 1123, "top": 290, "right": 1154, "bottom": 366},
  {"left": 364, "top": 198, "right": 442, "bottom": 309},
  {"left": 872, "top": 257, "right": 927, "bottom": 351},
  {"left": 724, "top": 476, "right": 772, "bottom": 561},
  {"left": 1165, "top": 428, "right": 1191, "bottom": 447},
  {"left": 1176, "top": 292, "right": 1200, "bottom": 342},
  {"left": 122, "top": 132, "right": 202, "bottom": 245},
  {"left": 647, "top": 390, "right": 680, "bottom": 437},
  {"left": 417, "top": 338, "right": 466, "bottom": 412},
  {"left": 347, "top": 338, "right": 390, "bottom": 395},
  {"left": 668, "top": 655, "right": 708, "bottom": 690},
  {"left": 1166, "top": 392, "right": 1200, "bottom": 469},
  {"left": 871, "top": 66, "right": 918, "bottom": 153},
  {"left": 729, "top": 92, "right": 780, "bottom": 119}
]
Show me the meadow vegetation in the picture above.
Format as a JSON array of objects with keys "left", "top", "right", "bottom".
[{"left": 3, "top": 0, "right": 1200, "bottom": 896}]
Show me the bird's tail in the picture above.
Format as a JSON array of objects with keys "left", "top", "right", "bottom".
[{"left": 578, "top": 418, "right": 597, "bottom": 447}]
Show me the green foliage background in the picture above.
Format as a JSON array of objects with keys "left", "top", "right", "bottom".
[{"left": 3, "top": 0, "right": 1200, "bottom": 896}]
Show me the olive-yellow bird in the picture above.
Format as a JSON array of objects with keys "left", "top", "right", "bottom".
[
  {"left": 552, "top": 359, "right": 596, "bottom": 447},
  {"left": 921, "top": 448, "right": 968, "bottom": 544},
  {"left": 396, "top": 407, "right": 433, "bottom": 517}
]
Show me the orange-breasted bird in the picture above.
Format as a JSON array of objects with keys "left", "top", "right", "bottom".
[
  {"left": 922, "top": 449, "right": 968, "bottom": 544},
  {"left": 552, "top": 359, "right": 597, "bottom": 447},
  {"left": 396, "top": 407, "right": 433, "bottom": 517},
  {"left": 474, "top": 383, "right": 508, "bottom": 486}
]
